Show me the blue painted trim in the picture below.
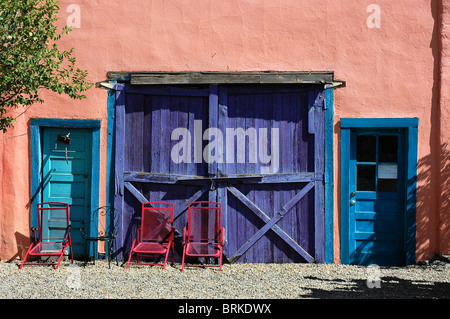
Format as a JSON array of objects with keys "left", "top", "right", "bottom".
[
  {"left": 339, "top": 118, "right": 419, "bottom": 265},
  {"left": 340, "top": 127, "right": 351, "bottom": 264},
  {"left": 29, "top": 118, "right": 101, "bottom": 259},
  {"left": 29, "top": 124, "right": 41, "bottom": 230},
  {"left": 341, "top": 118, "right": 418, "bottom": 129},
  {"left": 30, "top": 118, "right": 101, "bottom": 128},
  {"left": 406, "top": 126, "right": 418, "bottom": 265},
  {"left": 90, "top": 126, "right": 101, "bottom": 259},
  {"left": 106, "top": 86, "right": 116, "bottom": 210},
  {"left": 324, "top": 87, "right": 334, "bottom": 264}
]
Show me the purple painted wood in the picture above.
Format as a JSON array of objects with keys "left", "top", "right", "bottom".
[
  {"left": 113, "top": 88, "right": 126, "bottom": 259},
  {"left": 313, "top": 89, "right": 326, "bottom": 263},
  {"left": 114, "top": 84, "right": 325, "bottom": 263},
  {"left": 217, "top": 86, "right": 228, "bottom": 257},
  {"left": 117, "top": 86, "right": 211, "bottom": 258},
  {"left": 223, "top": 85, "right": 320, "bottom": 263}
]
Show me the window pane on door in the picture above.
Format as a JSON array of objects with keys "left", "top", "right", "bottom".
[
  {"left": 357, "top": 165, "right": 376, "bottom": 191},
  {"left": 379, "top": 135, "right": 398, "bottom": 162},
  {"left": 357, "top": 136, "right": 376, "bottom": 162}
]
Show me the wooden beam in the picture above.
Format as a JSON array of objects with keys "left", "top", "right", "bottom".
[
  {"left": 242, "top": 173, "right": 316, "bottom": 184},
  {"left": 124, "top": 172, "right": 182, "bottom": 184},
  {"left": 123, "top": 182, "right": 148, "bottom": 203},
  {"left": 173, "top": 185, "right": 209, "bottom": 220},
  {"left": 124, "top": 171, "right": 317, "bottom": 184},
  {"left": 113, "top": 89, "right": 126, "bottom": 257},
  {"left": 314, "top": 90, "right": 326, "bottom": 263},
  {"left": 106, "top": 71, "right": 336, "bottom": 85},
  {"left": 178, "top": 173, "right": 316, "bottom": 183}
]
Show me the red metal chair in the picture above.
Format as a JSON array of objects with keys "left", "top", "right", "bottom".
[
  {"left": 20, "top": 202, "right": 73, "bottom": 269},
  {"left": 126, "top": 202, "right": 175, "bottom": 269},
  {"left": 181, "top": 201, "right": 225, "bottom": 271}
]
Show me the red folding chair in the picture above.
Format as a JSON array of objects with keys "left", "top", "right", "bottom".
[
  {"left": 20, "top": 202, "right": 73, "bottom": 269},
  {"left": 126, "top": 202, "right": 175, "bottom": 269},
  {"left": 181, "top": 201, "right": 225, "bottom": 271}
]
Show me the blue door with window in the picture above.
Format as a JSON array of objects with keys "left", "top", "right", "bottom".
[
  {"left": 348, "top": 129, "right": 407, "bottom": 265},
  {"left": 41, "top": 127, "right": 92, "bottom": 258}
]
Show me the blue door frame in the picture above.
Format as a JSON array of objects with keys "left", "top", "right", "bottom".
[
  {"left": 340, "top": 118, "right": 418, "bottom": 265},
  {"left": 30, "top": 118, "right": 101, "bottom": 259}
]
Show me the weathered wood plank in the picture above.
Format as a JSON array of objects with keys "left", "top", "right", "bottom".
[
  {"left": 314, "top": 89, "right": 326, "bottom": 263},
  {"left": 122, "top": 85, "right": 210, "bottom": 97},
  {"left": 208, "top": 85, "right": 219, "bottom": 178},
  {"left": 173, "top": 184, "right": 209, "bottom": 221},
  {"left": 177, "top": 173, "right": 316, "bottom": 183},
  {"left": 124, "top": 172, "right": 179, "bottom": 184},
  {"left": 113, "top": 89, "right": 126, "bottom": 256},
  {"left": 217, "top": 86, "right": 229, "bottom": 257},
  {"left": 123, "top": 182, "right": 148, "bottom": 204},
  {"left": 125, "top": 71, "right": 335, "bottom": 85},
  {"left": 124, "top": 93, "right": 144, "bottom": 172}
]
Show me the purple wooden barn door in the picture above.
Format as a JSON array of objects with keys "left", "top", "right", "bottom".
[
  {"left": 114, "top": 85, "right": 212, "bottom": 259},
  {"left": 114, "top": 83, "right": 325, "bottom": 263},
  {"left": 219, "top": 85, "right": 325, "bottom": 263}
]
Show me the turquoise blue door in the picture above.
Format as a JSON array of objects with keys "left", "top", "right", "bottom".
[
  {"left": 348, "top": 129, "right": 406, "bottom": 266},
  {"left": 41, "top": 127, "right": 92, "bottom": 258}
]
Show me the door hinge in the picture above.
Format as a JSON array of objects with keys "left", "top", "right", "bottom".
[
  {"left": 314, "top": 92, "right": 325, "bottom": 109},
  {"left": 313, "top": 174, "right": 327, "bottom": 184}
]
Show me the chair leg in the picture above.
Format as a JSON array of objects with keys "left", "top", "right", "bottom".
[
  {"left": 106, "top": 240, "right": 111, "bottom": 269},
  {"left": 171, "top": 242, "right": 175, "bottom": 265},
  {"left": 68, "top": 234, "right": 74, "bottom": 263},
  {"left": 70, "top": 246, "right": 74, "bottom": 264},
  {"left": 55, "top": 250, "right": 65, "bottom": 270},
  {"left": 126, "top": 240, "right": 136, "bottom": 269},
  {"left": 181, "top": 245, "right": 187, "bottom": 272},
  {"left": 19, "top": 243, "right": 33, "bottom": 269},
  {"left": 163, "top": 249, "right": 170, "bottom": 270}
]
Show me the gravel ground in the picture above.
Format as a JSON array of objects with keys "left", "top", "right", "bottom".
[{"left": 0, "top": 259, "right": 449, "bottom": 299}]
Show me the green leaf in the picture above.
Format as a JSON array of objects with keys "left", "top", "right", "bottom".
[{"left": 0, "top": 0, "right": 93, "bottom": 132}]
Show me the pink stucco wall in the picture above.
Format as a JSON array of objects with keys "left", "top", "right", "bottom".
[{"left": 0, "top": 0, "right": 448, "bottom": 262}]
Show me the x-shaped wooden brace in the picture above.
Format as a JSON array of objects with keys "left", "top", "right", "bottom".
[{"left": 227, "top": 182, "right": 315, "bottom": 263}]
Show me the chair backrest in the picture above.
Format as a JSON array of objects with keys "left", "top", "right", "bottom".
[
  {"left": 37, "top": 202, "right": 70, "bottom": 243},
  {"left": 140, "top": 202, "right": 174, "bottom": 243},
  {"left": 92, "top": 206, "right": 120, "bottom": 239},
  {"left": 187, "top": 201, "right": 221, "bottom": 243}
]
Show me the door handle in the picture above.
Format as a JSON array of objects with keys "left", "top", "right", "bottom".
[{"left": 350, "top": 200, "right": 356, "bottom": 206}]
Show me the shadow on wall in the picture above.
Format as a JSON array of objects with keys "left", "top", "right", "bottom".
[
  {"left": 413, "top": 0, "right": 450, "bottom": 260},
  {"left": 438, "top": 143, "right": 450, "bottom": 253},
  {"left": 415, "top": 143, "right": 450, "bottom": 259},
  {"left": 3, "top": 232, "right": 30, "bottom": 262}
]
